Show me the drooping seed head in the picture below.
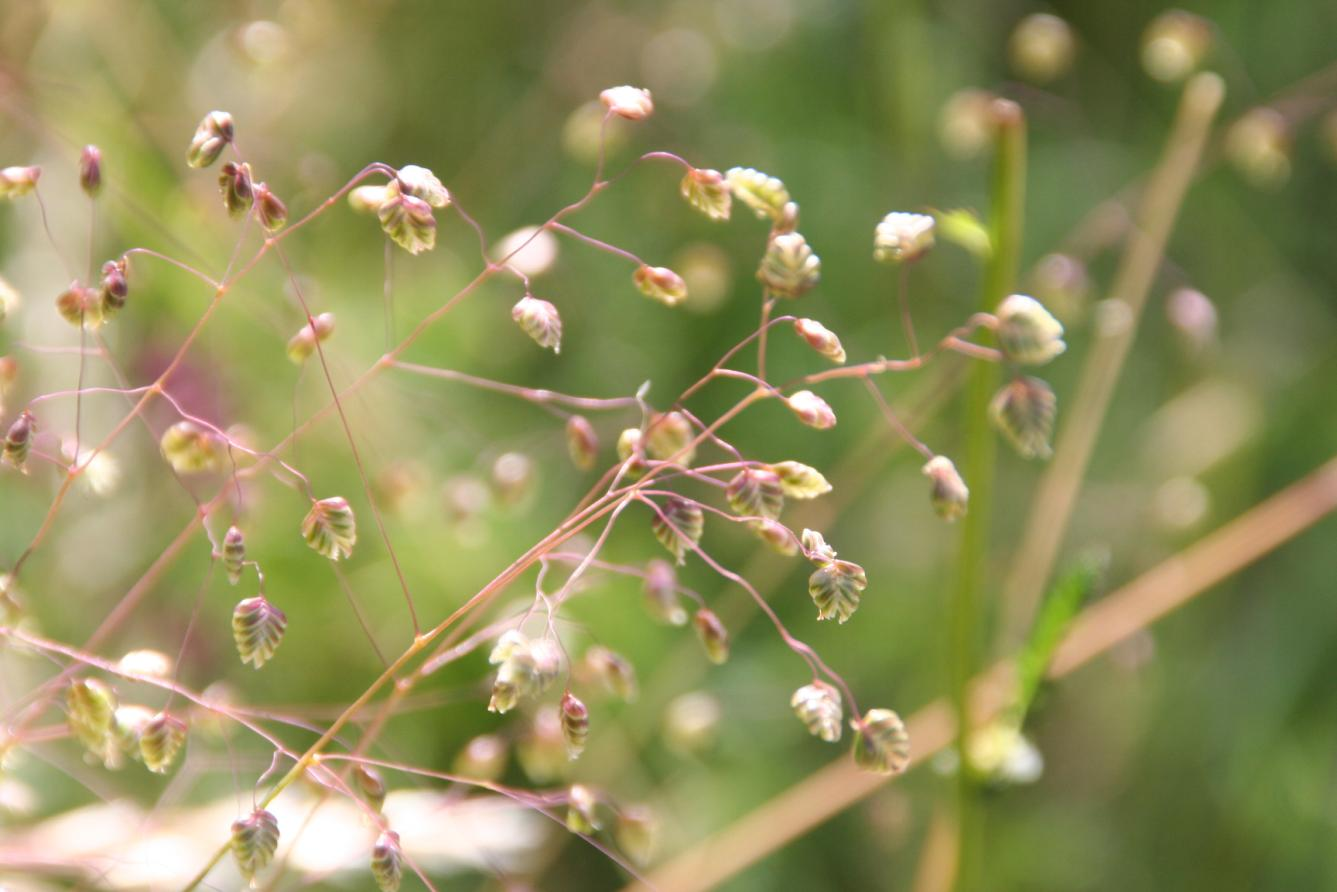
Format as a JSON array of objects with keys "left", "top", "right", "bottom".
[
  {"left": 110, "top": 703, "right": 153, "bottom": 767},
  {"left": 633, "top": 265, "right": 688, "bottom": 307},
  {"left": 396, "top": 164, "right": 451, "bottom": 207},
  {"left": 230, "top": 808, "right": 280, "bottom": 882},
  {"left": 725, "top": 167, "right": 790, "bottom": 221},
  {"left": 873, "top": 212, "right": 936, "bottom": 264},
  {"left": 644, "top": 411, "right": 695, "bottom": 466},
  {"left": 680, "top": 167, "right": 732, "bottom": 221},
  {"left": 253, "top": 182, "right": 288, "bottom": 231},
  {"left": 565, "top": 415, "right": 599, "bottom": 471},
  {"left": 218, "top": 161, "right": 254, "bottom": 217},
  {"left": 66, "top": 678, "right": 117, "bottom": 764},
  {"left": 599, "top": 85, "right": 654, "bottom": 121},
  {"left": 232, "top": 596, "right": 287, "bottom": 668},
  {"left": 693, "top": 608, "right": 730, "bottom": 665},
  {"left": 565, "top": 783, "right": 602, "bottom": 835},
  {"left": 801, "top": 528, "right": 838, "bottom": 562},
  {"left": 726, "top": 467, "right": 785, "bottom": 520},
  {"left": 583, "top": 644, "right": 638, "bottom": 701},
  {"left": 922, "top": 455, "right": 969, "bottom": 522},
  {"left": 371, "top": 830, "right": 403, "bottom": 892},
  {"left": 650, "top": 495, "right": 704, "bottom": 565},
  {"left": 222, "top": 526, "right": 246, "bottom": 585},
  {"left": 453, "top": 733, "right": 508, "bottom": 782},
  {"left": 3, "top": 409, "right": 36, "bottom": 474},
  {"left": 0, "top": 165, "right": 41, "bottom": 198},
  {"left": 517, "top": 706, "right": 568, "bottom": 783},
  {"left": 560, "top": 691, "right": 590, "bottom": 760},
  {"left": 376, "top": 180, "right": 435, "bottom": 254},
  {"left": 487, "top": 630, "right": 561, "bottom": 713},
  {"left": 793, "top": 318, "right": 846, "bottom": 364},
  {"left": 994, "top": 294, "right": 1066, "bottom": 365},
  {"left": 769, "top": 460, "right": 833, "bottom": 499},
  {"left": 186, "top": 110, "right": 234, "bottom": 169},
  {"left": 98, "top": 257, "right": 129, "bottom": 317},
  {"left": 852, "top": 708, "right": 911, "bottom": 775},
  {"left": 302, "top": 496, "right": 357, "bottom": 560},
  {"left": 757, "top": 231, "right": 821, "bottom": 297},
  {"left": 491, "top": 451, "right": 535, "bottom": 506},
  {"left": 351, "top": 763, "right": 387, "bottom": 813},
  {"left": 79, "top": 145, "right": 103, "bottom": 197},
  {"left": 808, "top": 558, "right": 867, "bottom": 624},
  {"left": 990, "top": 375, "right": 1057, "bottom": 460},
  {"left": 616, "top": 805, "right": 658, "bottom": 866},
  {"left": 642, "top": 558, "right": 687, "bottom": 626},
  {"left": 749, "top": 517, "right": 798, "bottom": 555},
  {"left": 159, "top": 421, "right": 222, "bottom": 474},
  {"left": 55, "top": 282, "right": 103, "bottom": 330},
  {"left": 286, "top": 311, "right": 336, "bottom": 364},
  {"left": 139, "top": 711, "right": 187, "bottom": 773},
  {"left": 791, "top": 681, "right": 844, "bottom": 742},
  {"left": 785, "top": 389, "right": 837, "bottom": 430},
  {"left": 511, "top": 295, "right": 562, "bottom": 353},
  {"left": 348, "top": 184, "right": 390, "bottom": 214}
]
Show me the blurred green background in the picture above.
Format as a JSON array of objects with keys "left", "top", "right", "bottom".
[{"left": 1, "top": 0, "right": 1335, "bottom": 889}]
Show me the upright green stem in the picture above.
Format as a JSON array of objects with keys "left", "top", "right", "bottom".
[{"left": 950, "top": 99, "right": 1025, "bottom": 892}]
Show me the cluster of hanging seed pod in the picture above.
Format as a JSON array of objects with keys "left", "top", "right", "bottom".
[
  {"left": 487, "top": 630, "right": 562, "bottom": 714},
  {"left": 65, "top": 679, "right": 187, "bottom": 773}
]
